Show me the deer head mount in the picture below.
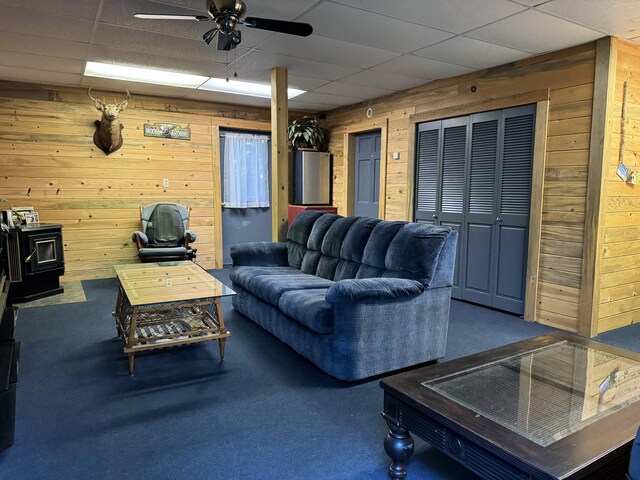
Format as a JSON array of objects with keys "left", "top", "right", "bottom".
[{"left": 88, "top": 88, "right": 130, "bottom": 155}]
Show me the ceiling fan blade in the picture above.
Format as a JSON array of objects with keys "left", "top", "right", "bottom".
[
  {"left": 203, "top": 27, "right": 218, "bottom": 45},
  {"left": 134, "top": 13, "right": 210, "bottom": 21},
  {"left": 241, "top": 17, "right": 313, "bottom": 37}
]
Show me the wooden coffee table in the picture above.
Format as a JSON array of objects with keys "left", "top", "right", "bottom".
[
  {"left": 380, "top": 332, "right": 640, "bottom": 479},
  {"left": 113, "top": 261, "right": 235, "bottom": 375}
]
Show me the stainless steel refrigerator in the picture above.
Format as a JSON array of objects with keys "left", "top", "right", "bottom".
[{"left": 292, "top": 150, "right": 331, "bottom": 205}]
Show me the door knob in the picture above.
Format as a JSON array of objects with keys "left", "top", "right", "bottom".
[
  {"left": 496, "top": 217, "right": 502, "bottom": 222},
  {"left": 432, "top": 214, "right": 438, "bottom": 219}
]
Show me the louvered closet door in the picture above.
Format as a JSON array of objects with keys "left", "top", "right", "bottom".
[
  {"left": 415, "top": 120, "right": 461, "bottom": 296},
  {"left": 414, "top": 121, "right": 441, "bottom": 226},
  {"left": 414, "top": 105, "right": 535, "bottom": 314},
  {"left": 491, "top": 106, "right": 535, "bottom": 313},
  {"left": 438, "top": 118, "right": 468, "bottom": 299},
  {"left": 462, "top": 111, "right": 501, "bottom": 306}
]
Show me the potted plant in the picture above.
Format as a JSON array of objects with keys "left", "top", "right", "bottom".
[{"left": 288, "top": 116, "right": 325, "bottom": 151}]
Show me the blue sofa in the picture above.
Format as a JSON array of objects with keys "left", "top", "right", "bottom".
[{"left": 229, "top": 211, "right": 458, "bottom": 381}]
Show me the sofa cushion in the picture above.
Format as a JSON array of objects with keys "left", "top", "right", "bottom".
[
  {"left": 246, "top": 273, "right": 334, "bottom": 307},
  {"left": 278, "top": 289, "right": 334, "bottom": 334},
  {"left": 230, "top": 266, "right": 300, "bottom": 292},
  {"left": 383, "top": 224, "right": 452, "bottom": 285},
  {"left": 287, "top": 210, "right": 325, "bottom": 269}
]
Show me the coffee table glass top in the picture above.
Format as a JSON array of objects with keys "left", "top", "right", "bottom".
[
  {"left": 114, "top": 261, "right": 235, "bottom": 306},
  {"left": 422, "top": 340, "right": 640, "bottom": 447}
]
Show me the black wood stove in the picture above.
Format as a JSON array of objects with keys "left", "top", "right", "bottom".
[{"left": 6, "top": 224, "right": 65, "bottom": 303}]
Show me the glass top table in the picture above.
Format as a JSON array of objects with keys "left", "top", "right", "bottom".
[
  {"left": 380, "top": 332, "right": 640, "bottom": 480},
  {"left": 113, "top": 261, "right": 235, "bottom": 375},
  {"left": 422, "top": 340, "right": 640, "bottom": 448}
]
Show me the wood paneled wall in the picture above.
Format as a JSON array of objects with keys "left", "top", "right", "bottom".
[
  {"left": 598, "top": 40, "right": 640, "bottom": 333},
  {"left": 0, "top": 81, "right": 270, "bottom": 281},
  {"left": 323, "top": 42, "right": 599, "bottom": 333}
]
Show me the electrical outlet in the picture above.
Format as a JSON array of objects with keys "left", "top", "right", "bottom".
[
  {"left": 165, "top": 278, "right": 172, "bottom": 287},
  {"left": 163, "top": 179, "right": 169, "bottom": 188}
]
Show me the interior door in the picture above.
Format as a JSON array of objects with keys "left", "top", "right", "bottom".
[
  {"left": 462, "top": 111, "right": 501, "bottom": 306},
  {"left": 220, "top": 130, "right": 272, "bottom": 266},
  {"left": 354, "top": 131, "right": 381, "bottom": 218},
  {"left": 491, "top": 107, "right": 535, "bottom": 313}
]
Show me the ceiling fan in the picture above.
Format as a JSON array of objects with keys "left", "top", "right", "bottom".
[{"left": 134, "top": 0, "right": 313, "bottom": 51}]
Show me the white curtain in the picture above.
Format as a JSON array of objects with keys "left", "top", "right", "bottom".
[{"left": 223, "top": 132, "right": 270, "bottom": 208}]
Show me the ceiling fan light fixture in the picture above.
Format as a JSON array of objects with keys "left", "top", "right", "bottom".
[
  {"left": 84, "top": 61, "right": 208, "bottom": 89},
  {"left": 198, "top": 78, "right": 305, "bottom": 99}
]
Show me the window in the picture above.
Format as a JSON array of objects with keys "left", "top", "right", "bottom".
[{"left": 222, "top": 132, "right": 270, "bottom": 208}]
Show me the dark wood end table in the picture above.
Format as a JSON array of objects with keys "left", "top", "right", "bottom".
[{"left": 380, "top": 332, "right": 640, "bottom": 479}]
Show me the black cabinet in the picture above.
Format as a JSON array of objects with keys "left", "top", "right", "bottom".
[
  {"left": 0, "top": 226, "right": 18, "bottom": 452},
  {"left": 7, "top": 224, "right": 65, "bottom": 303}
]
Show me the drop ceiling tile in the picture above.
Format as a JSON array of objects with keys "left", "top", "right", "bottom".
[
  {"left": 184, "top": 89, "right": 272, "bottom": 108},
  {"left": 0, "top": 6, "right": 94, "bottom": 43},
  {"left": 413, "top": 36, "right": 530, "bottom": 69},
  {"left": 208, "top": 67, "right": 271, "bottom": 84},
  {"left": 1, "top": 67, "right": 81, "bottom": 86},
  {"left": 288, "top": 74, "right": 331, "bottom": 91},
  {"left": 0, "top": 0, "right": 100, "bottom": 20},
  {"left": 92, "top": 23, "right": 243, "bottom": 63},
  {"left": 371, "top": 55, "right": 474, "bottom": 80},
  {"left": 0, "top": 31, "right": 89, "bottom": 60},
  {"left": 0, "top": 51, "right": 85, "bottom": 74},
  {"left": 332, "top": 0, "right": 526, "bottom": 34},
  {"left": 295, "top": 91, "right": 362, "bottom": 107},
  {"left": 236, "top": 50, "right": 360, "bottom": 81},
  {"left": 466, "top": 9, "right": 603, "bottom": 54},
  {"left": 87, "top": 44, "right": 225, "bottom": 77},
  {"left": 537, "top": 0, "right": 640, "bottom": 39},
  {"left": 288, "top": 100, "right": 331, "bottom": 112},
  {"left": 510, "top": 0, "right": 552, "bottom": 5},
  {"left": 339, "top": 70, "right": 426, "bottom": 91},
  {"left": 298, "top": 2, "right": 453, "bottom": 53},
  {"left": 256, "top": 34, "right": 399, "bottom": 69},
  {"left": 313, "top": 81, "right": 393, "bottom": 100}
]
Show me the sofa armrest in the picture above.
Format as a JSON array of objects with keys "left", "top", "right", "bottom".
[
  {"left": 230, "top": 242, "right": 289, "bottom": 267},
  {"left": 326, "top": 278, "right": 425, "bottom": 304},
  {"left": 132, "top": 231, "right": 148, "bottom": 247},
  {"left": 185, "top": 230, "right": 197, "bottom": 243}
]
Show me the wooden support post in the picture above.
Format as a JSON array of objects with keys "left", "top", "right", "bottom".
[
  {"left": 578, "top": 37, "right": 617, "bottom": 337},
  {"left": 271, "top": 67, "right": 289, "bottom": 241}
]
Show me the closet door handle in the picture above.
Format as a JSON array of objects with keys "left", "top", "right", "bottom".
[{"left": 496, "top": 217, "right": 502, "bottom": 223}]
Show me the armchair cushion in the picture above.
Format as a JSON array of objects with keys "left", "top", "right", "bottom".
[
  {"left": 138, "top": 246, "right": 188, "bottom": 258},
  {"left": 134, "top": 203, "right": 196, "bottom": 262},
  {"left": 326, "top": 278, "right": 425, "bottom": 304}
]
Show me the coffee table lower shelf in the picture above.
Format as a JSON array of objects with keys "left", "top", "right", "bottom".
[{"left": 113, "top": 286, "right": 230, "bottom": 375}]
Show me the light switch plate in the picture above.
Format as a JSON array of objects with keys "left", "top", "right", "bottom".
[
  {"left": 163, "top": 179, "right": 169, "bottom": 188},
  {"left": 393, "top": 151, "right": 400, "bottom": 160},
  {"left": 165, "top": 278, "right": 172, "bottom": 287}
]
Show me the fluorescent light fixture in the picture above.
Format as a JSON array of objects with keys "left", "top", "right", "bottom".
[
  {"left": 84, "top": 61, "right": 208, "bottom": 89},
  {"left": 198, "top": 77, "right": 305, "bottom": 99}
]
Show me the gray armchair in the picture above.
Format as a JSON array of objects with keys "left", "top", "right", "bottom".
[{"left": 132, "top": 203, "right": 197, "bottom": 262}]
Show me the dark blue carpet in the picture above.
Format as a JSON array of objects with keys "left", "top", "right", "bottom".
[{"left": 0, "top": 273, "right": 638, "bottom": 480}]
